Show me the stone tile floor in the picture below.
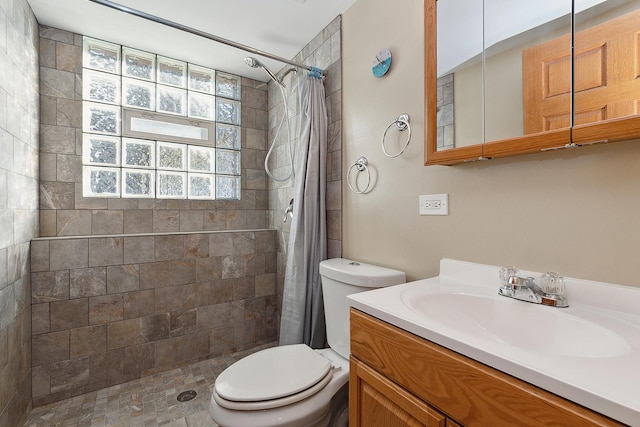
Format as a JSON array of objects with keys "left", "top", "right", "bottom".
[{"left": 23, "top": 343, "right": 276, "bottom": 427}]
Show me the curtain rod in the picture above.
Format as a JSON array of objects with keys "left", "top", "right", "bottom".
[{"left": 88, "top": 0, "right": 326, "bottom": 75}]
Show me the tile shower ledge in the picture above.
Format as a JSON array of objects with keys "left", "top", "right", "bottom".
[{"left": 31, "top": 228, "right": 276, "bottom": 241}]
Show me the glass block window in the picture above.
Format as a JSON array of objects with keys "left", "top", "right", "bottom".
[
  {"left": 216, "top": 149, "right": 241, "bottom": 175},
  {"left": 157, "top": 171, "right": 186, "bottom": 199},
  {"left": 216, "top": 175, "right": 241, "bottom": 200},
  {"left": 83, "top": 167, "right": 120, "bottom": 197},
  {"left": 188, "top": 146, "right": 215, "bottom": 173},
  {"left": 82, "top": 36, "right": 242, "bottom": 200},
  {"left": 123, "top": 169, "right": 155, "bottom": 198},
  {"left": 216, "top": 72, "right": 241, "bottom": 100},
  {"left": 83, "top": 102, "right": 121, "bottom": 135},
  {"left": 83, "top": 135, "right": 120, "bottom": 166},
  {"left": 122, "top": 138, "right": 155, "bottom": 169},
  {"left": 189, "top": 64, "right": 215, "bottom": 94},
  {"left": 188, "top": 173, "right": 214, "bottom": 199},
  {"left": 157, "top": 141, "right": 187, "bottom": 170},
  {"left": 216, "top": 124, "right": 241, "bottom": 150},
  {"left": 188, "top": 92, "right": 215, "bottom": 120},
  {"left": 157, "top": 56, "right": 187, "bottom": 88},
  {"left": 123, "top": 47, "right": 155, "bottom": 81},
  {"left": 122, "top": 78, "right": 155, "bottom": 110},
  {"left": 216, "top": 98, "right": 241, "bottom": 125},
  {"left": 84, "top": 70, "right": 121, "bottom": 104}
]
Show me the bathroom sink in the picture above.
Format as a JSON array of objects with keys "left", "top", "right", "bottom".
[
  {"left": 348, "top": 259, "right": 640, "bottom": 425},
  {"left": 401, "top": 291, "right": 631, "bottom": 358}
]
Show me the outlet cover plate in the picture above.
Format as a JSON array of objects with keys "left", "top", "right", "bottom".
[{"left": 419, "top": 194, "right": 448, "bottom": 215}]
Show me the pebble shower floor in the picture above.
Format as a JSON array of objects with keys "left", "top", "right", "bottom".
[{"left": 23, "top": 343, "right": 275, "bottom": 427}]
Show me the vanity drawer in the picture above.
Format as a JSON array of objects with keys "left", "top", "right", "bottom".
[{"left": 350, "top": 308, "right": 624, "bottom": 427}]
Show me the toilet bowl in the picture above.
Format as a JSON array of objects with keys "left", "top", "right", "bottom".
[{"left": 209, "top": 258, "right": 406, "bottom": 427}]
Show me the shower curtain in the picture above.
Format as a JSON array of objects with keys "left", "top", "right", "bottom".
[{"left": 279, "top": 71, "right": 328, "bottom": 348}]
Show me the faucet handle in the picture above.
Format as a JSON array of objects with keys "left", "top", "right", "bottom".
[
  {"left": 541, "top": 272, "right": 565, "bottom": 296},
  {"left": 499, "top": 266, "right": 518, "bottom": 287}
]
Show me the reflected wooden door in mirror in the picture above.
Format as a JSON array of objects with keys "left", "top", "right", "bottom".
[{"left": 573, "top": 2, "right": 640, "bottom": 144}]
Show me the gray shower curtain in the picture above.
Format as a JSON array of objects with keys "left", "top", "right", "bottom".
[{"left": 279, "top": 71, "right": 328, "bottom": 348}]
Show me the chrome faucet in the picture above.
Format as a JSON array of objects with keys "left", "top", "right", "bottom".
[{"left": 499, "top": 274, "right": 569, "bottom": 307}]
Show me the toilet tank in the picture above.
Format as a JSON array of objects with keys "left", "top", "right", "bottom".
[{"left": 319, "top": 258, "right": 406, "bottom": 359}]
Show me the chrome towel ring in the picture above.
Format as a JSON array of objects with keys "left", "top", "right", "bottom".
[
  {"left": 347, "top": 156, "right": 371, "bottom": 194},
  {"left": 382, "top": 113, "right": 411, "bottom": 158}
]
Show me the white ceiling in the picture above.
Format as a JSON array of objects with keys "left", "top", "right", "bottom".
[{"left": 27, "top": 0, "right": 356, "bottom": 81}]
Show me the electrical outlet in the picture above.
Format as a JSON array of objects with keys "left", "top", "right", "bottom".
[{"left": 419, "top": 194, "right": 448, "bottom": 215}]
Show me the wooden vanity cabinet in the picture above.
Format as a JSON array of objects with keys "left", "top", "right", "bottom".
[
  {"left": 350, "top": 358, "right": 446, "bottom": 427},
  {"left": 349, "top": 308, "right": 625, "bottom": 427}
]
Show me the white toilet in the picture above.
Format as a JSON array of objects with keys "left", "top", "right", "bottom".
[{"left": 209, "top": 258, "right": 406, "bottom": 427}]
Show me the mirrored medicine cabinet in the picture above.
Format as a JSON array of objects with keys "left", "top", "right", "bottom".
[{"left": 425, "top": 0, "right": 640, "bottom": 165}]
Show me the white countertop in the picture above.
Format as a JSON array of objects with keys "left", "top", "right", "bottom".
[{"left": 347, "top": 258, "right": 640, "bottom": 426}]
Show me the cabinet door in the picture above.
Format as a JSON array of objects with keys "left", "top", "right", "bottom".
[{"left": 350, "top": 357, "right": 446, "bottom": 427}]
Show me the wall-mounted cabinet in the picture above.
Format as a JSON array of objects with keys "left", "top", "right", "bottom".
[{"left": 425, "top": 0, "right": 640, "bottom": 166}]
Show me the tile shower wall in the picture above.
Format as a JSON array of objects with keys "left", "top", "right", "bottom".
[
  {"left": 38, "top": 26, "right": 270, "bottom": 237},
  {"left": 33, "top": 25, "right": 279, "bottom": 407},
  {"left": 0, "top": 0, "right": 40, "bottom": 424},
  {"left": 30, "top": 230, "right": 277, "bottom": 406},
  {"left": 268, "top": 17, "right": 342, "bottom": 316}
]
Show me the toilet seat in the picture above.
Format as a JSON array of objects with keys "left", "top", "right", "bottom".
[{"left": 214, "top": 344, "right": 334, "bottom": 411}]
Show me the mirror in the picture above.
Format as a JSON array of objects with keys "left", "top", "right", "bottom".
[
  {"left": 430, "top": 0, "right": 574, "bottom": 163},
  {"left": 426, "top": 0, "right": 640, "bottom": 166},
  {"left": 484, "top": 1, "right": 572, "bottom": 143},
  {"left": 572, "top": 0, "right": 640, "bottom": 144},
  {"left": 434, "top": 0, "right": 573, "bottom": 155},
  {"left": 436, "top": 0, "right": 483, "bottom": 151},
  {"left": 426, "top": 0, "right": 483, "bottom": 164}
]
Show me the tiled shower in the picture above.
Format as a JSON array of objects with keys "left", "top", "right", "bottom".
[{"left": 0, "top": 0, "right": 342, "bottom": 423}]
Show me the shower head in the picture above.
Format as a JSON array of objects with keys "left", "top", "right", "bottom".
[{"left": 244, "top": 56, "right": 286, "bottom": 88}]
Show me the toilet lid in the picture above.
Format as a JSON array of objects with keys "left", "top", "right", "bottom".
[{"left": 215, "top": 344, "right": 332, "bottom": 404}]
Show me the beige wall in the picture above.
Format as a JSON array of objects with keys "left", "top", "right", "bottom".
[{"left": 342, "top": 0, "right": 640, "bottom": 288}]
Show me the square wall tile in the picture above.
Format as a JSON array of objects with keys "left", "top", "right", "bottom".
[
  {"left": 123, "top": 289, "right": 154, "bottom": 319},
  {"left": 88, "top": 237, "right": 123, "bottom": 266},
  {"left": 30, "top": 240, "right": 50, "bottom": 272},
  {"left": 50, "top": 239, "right": 88, "bottom": 270},
  {"left": 70, "top": 325, "right": 106, "bottom": 358},
  {"left": 32, "top": 270, "right": 70, "bottom": 303},
  {"left": 32, "top": 330, "right": 70, "bottom": 366},
  {"left": 89, "top": 294, "right": 123, "bottom": 325},
  {"left": 70, "top": 267, "right": 106, "bottom": 299},
  {"left": 50, "top": 298, "right": 88, "bottom": 331},
  {"left": 123, "top": 236, "right": 155, "bottom": 265},
  {"left": 32, "top": 303, "right": 51, "bottom": 335},
  {"left": 106, "top": 264, "right": 139, "bottom": 294}
]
